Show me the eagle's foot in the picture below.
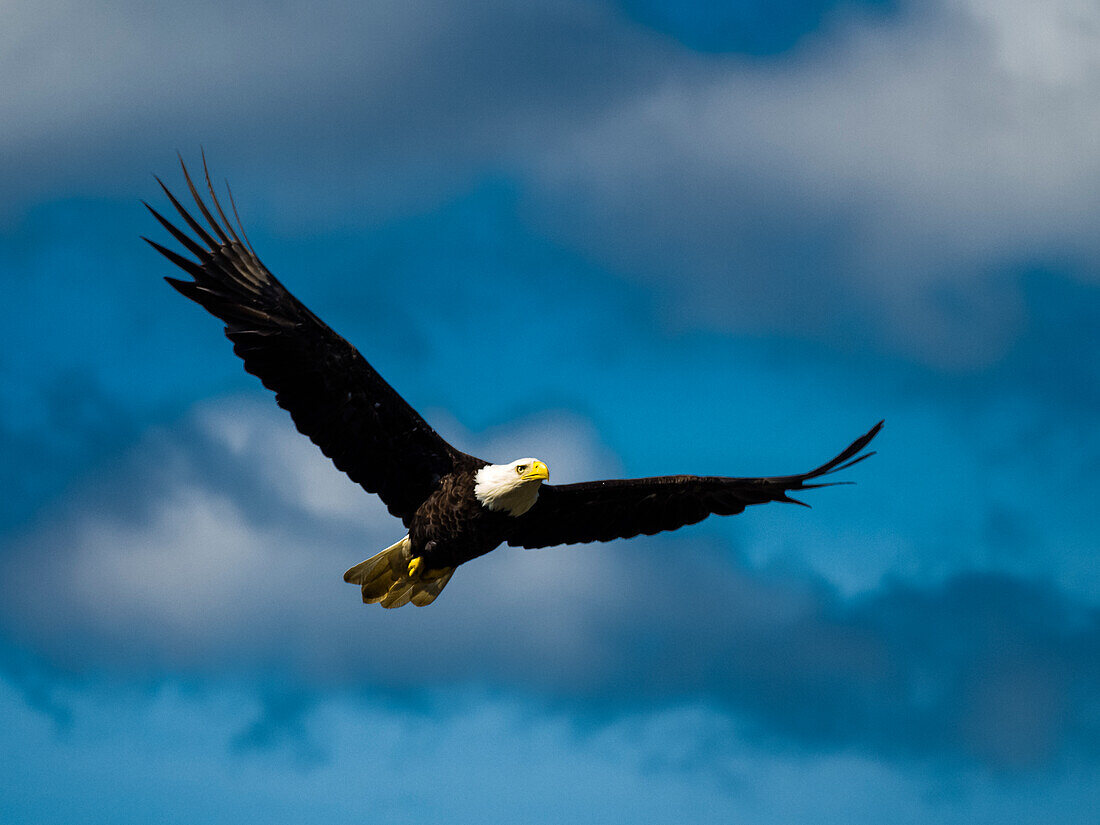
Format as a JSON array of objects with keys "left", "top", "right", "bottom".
[{"left": 407, "top": 556, "right": 424, "bottom": 578}]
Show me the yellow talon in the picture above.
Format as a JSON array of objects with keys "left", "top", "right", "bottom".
[{"left": 408, "top": 556, "right": 423, "bottom": 578}]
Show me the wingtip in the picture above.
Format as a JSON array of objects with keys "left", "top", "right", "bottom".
[
  {"left": 140, "top": 235, "right": 169, "bottom": 254},
  {"left": 853, "top": 420, "right": 884, "bottom": 448},
  {"left": 858, "top": 420, "right": 884, "bottom": 447},
  {"left": 163, "top": 275, "right": 193, "bottom": 289}
]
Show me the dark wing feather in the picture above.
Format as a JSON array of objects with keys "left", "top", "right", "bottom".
[
  {"left": 145, "top": 155, "right": 478, "bottom": 524},
  {"left": 506, "top": 422, "right": 882, "bottom": 549}
]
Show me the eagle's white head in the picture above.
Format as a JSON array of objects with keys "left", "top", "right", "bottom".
[{"left": 474, "top": 458, "right": 550, "bottom": 516}]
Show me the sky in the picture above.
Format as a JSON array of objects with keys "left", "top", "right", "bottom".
[{"left": 1, "top": 0, "right": 1098, "bottom": 821}]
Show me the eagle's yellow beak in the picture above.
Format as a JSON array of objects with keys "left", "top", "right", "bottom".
[{"left": 522, "top": 460, "right": 550, "bottom": 481}]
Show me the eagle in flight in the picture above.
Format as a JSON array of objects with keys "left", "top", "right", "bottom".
[{"left": 145, "top": 157, "right": 882, "bottom": 609}]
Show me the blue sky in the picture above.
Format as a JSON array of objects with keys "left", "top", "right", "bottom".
[{"left": 2, "top": 0, "right": 1099, "bottom": 821}]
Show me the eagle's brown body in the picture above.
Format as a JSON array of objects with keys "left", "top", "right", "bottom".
[
  {"left": 410, "top": 462, "right": 512, "bottom": 570},
  {"left": 146, "top": 156, "right": 882, "bottom": 608}
]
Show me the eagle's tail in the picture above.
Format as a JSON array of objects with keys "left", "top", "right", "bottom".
[{"left": 343, "top": 536, "right": 455, "bottom": 608}]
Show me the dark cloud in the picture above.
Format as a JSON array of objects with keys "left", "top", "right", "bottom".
[
  {"left": 2, "top": 2, "right": 1098, "bottom": 820},
  {"left": 6, "top": 0, "right": 1100, "bottom": 367},
  {"left": 1, "top": 0, "right": 1097, "bottom": 798},
  {"left": 0, "top": 369, "right": 138, "bottom": 532},
  {"left": 232, "top": 689, "right": 324, "bottom": 765},
  {"left": 616, "top": 0, "right": 897, "bottom": 54},
  {"left": 1, "top": 398, "right": 1095, "bottom": 770},
  {"left": 988, "top": 271, "right": 1100, "bottom": 415},
  {"left": 0, "top": 0, "right": 665, "bottom": 217}
]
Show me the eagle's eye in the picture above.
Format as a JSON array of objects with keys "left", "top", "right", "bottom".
[{"left": 515, "top": 464, "right": 527, "bottom": 475}]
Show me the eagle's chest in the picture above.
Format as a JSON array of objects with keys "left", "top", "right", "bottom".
[{"left": 410, "top": 473, "right": 514, "bottom": 567}]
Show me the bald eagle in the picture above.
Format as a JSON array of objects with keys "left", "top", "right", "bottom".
[{"left": 145, "top": 158, "right": 882, "bottom": 609}]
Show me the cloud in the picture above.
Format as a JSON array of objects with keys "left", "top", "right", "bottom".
[
  {"left": 7, "top": 0, "right": 1100, "bottom": 366},
  {"left": 4, "top": 676, "right": 1099, "bottom": 825},
  {"left": 0, "top": 0, "right": 660, "bottom": 219},
  {"left": 1, "top": 395, "right": 1097, "bottom": 769},
  {"left": 614, "top": 0, "right": 896, "bottom": 55},
  {"left": 524, "top": 0, "right": 1100, "bottom": 365},
  {"left": 0, "top": 396, "right": 624, "bottom": 674},
  {"left": 3, "top": 3, "right": 1097, "bottom": 819}
]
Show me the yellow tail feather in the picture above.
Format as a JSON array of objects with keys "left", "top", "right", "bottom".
[{"left": 343, "top": 536, "right": 454, "bottom": 608}]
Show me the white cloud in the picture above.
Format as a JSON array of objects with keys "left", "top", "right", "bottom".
[
  {"left": 194, "top": 400, "right": 374, "bottom": 522},
  {"left": 2, "top": 395, "right": 1097, "bottom": 767},
  {"left": 73, "top": 486, "right": 271, "bottom": 630},
  {"left": 0, "top": 393, "right": 815, "bottom": 685},
  {"left": 0, "top": 395, "right": 627, "bottom": 674},
  {"left": 0, "top": 0, "right": 647, "bottom": 218},
  {"left": 520, "top": 0, "right": 1100, "bottom": 364},
  {"left": 7, "top": 0, "right": 1099, "bottom": 363}
]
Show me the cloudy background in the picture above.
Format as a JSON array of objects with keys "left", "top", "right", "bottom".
[{"left": 2, "top": 0, "right": 1099, "bottom": 821}]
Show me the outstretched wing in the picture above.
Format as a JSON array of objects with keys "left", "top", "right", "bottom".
[
  {"left": 506, "top": 422, "right": 882, "bottom": 549},
  {"left": 145, "top": 156, "right": 478, "bottom": 525}
]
